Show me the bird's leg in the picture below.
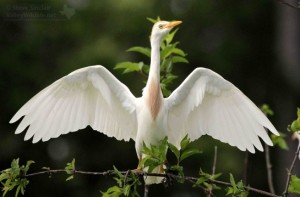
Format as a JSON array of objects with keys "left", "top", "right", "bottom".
[
  {"left": 137, "top": 157, "right": 142, "bottom": 170},
  {"left": 159, "top": 164, "right": 164, "bottom": 174},
  {"left": 133, "top": 156, "right": 143, "bottom": 172}
]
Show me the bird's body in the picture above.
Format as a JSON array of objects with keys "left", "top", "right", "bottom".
[{"left": 10, "top": 20, "right": 278, "bottom": 184}]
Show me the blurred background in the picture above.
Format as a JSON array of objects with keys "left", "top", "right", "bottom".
[{"left": 1, "top": 0, "right": 300, "bottom": 196}]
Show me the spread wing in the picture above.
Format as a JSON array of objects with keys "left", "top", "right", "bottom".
[
  {"left": 10, "top": 65, "right": 137, "bottom": 143},
  {"left": 166, "top": 68, "right": 278, "bottom": 153}
]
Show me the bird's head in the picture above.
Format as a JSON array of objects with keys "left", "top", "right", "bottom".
[{"left": 150, "top": 20, "right": 182, "bottom": 43}]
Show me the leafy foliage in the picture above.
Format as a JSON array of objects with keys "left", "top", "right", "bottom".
[
  {"left": 140, "top": 135, "right": 202, "bottom": 182},
  {"left": 288, "top": 108, "right": 300, "bottom": 133},
  {"left": 101, "top": 167, "right": 141, "bottom": 197},
  {"left": 114, "top": 17, "right": 188, "bottom": 96},
  {"left": 193, "top": 169, "right": 221, "bottom": 192},
  {"left": 141, "top": 137, "right": 168, "bottom": 173},
  {"left": 260, "top": 104, "right": 274, "bottom": 116},
  {"left": 167, "top": 135, "right": 202, "bottom": 181},
  {"left": 271, "top": 132, "right": 289, "bottom": 150},
  {"left": 260, "top": 104, "right": 288, "bottom": 150},
  {"left": 0, "top": 159, "right": 34, "bottom": 197},
  {"left": 65, "top": 159, "right": 76, "bottom": 181},
  {"left": 226, "top": 174, "right": 248, "bottom": 197},
  {"left": 288, "top": 175, "right": 300, "bottom": 194}
]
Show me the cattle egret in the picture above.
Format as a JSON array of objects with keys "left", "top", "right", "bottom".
[{"left": 10, "top": 20, "right": 278, "bottom": 184}]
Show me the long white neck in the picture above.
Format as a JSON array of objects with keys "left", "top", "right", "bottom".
[
  {"left": 148, "top": 36, "right": 161, "bottom": 83},
  {"left": 143, "top": 36, "right": 163, "bottom": 120}
]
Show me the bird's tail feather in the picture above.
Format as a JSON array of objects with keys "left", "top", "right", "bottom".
[{"left": 143, "top": 165, "right": 164, "bottom": 185}]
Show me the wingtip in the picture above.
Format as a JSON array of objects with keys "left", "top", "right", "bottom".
[{"left": 9, "top": 115, "right": 19, "bottom": 124}]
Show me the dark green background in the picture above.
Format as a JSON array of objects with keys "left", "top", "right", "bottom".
[{"left": 1, "top": 0, "right": 300, "bottom": 196}]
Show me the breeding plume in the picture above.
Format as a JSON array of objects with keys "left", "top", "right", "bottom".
[{"left": 10, "top": 20, "right": 278, "bottom": 183}]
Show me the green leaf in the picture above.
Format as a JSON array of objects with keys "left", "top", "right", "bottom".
[
  {"left": 271, "top": 133, "right": 288, "bottom": 150},
  {"left": 65, "top": 158, "right": 75, "bottom": 181},
  {"left": 114, "top": 62, "right": 143, "bottom": 74},
  {"left": 194, "top": 170, "right": 222, "bottom": 189},
  {"left": 193, "top": 177, "right": 208, "bottom": 186},
  {"left": 160, "top": 45, "right": 176, "bottom": 60},
  {"left": 168, "top": 143, "right": 180, "bottom": 161},
  {"left": 160, "top": 83, "right": 171, "bottom": 97},
  {"left": 165, "top": 28, "right": 179, "bottom": 45},
  {"left": 65, "top": 175, "right": 74, "bottom": 181},
  {"left": 143, "top": 158, "right": 160, "bottom": 172},
  {"left": 289, "top": 175, "right": 300, "bottom": 194},
  {"left": 112, "top": 166, "right": 123, "bottom": 179},
  {"left": 172, "top": 48, "right": 186, "bottom": 57},
  {"left": 158, "top": 137, "right": 168, "bottom": 156},
  {"left": 127, "top": 46, "right": 151, "bottom": 58},
  {"left": 101, "top": 185, "right": 122, "bottom": 197},
  {"left": 172, "top": 55, "right": 189, "bottom": 64},
  {"left": 24, "top": 161, "right": 35, "bottom": 172},
  {"left": 291, "top": 120, "right": 300, "bottom": 132},
  {"left": 229, "top": 174, "right": 237, "bottom": 193},
  {"left": 260, "top": 104, "right": 274, "bottom": 116},
  {"left": 147, "top": 17, "right": 160, "bottom": 24},
  {"left": 0, "top": 171, "right": 8, "bottom": 182},
  {"left": 288, "top": 108, "right": 300, "bottom": 132},
  {"left": 65, "top": 159, "right": 75, "bottom": 174},
  {"left": 180, "top": 147, "right": 202, "bottom": 162},
  {"left": 160, "top": 56, "right": 172, "bottom": 71},
  {"left": 161, "top": 74, "right": 178, "bottom": 85},
  {"left": 142, "top": 142, "right": 151, "bottom": 155},
  {"left": 180, "top": 135, "right": 190, "bottom": 150},
  {"left": 226, "top": 174, "right": 248, "bottom": 196}
]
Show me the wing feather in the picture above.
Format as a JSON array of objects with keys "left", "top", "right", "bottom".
[
  {"left": 10, "top": 65, "right": 137, "bottom": 143},
  {"left": 166, "top": 67, "right": 278, "bottom": 152}
]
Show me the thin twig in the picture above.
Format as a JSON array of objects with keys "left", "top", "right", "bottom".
[
  {"left": 243, "top": 151, "right": 248, "bottom": 185},
  {"left": 212, "top": 146, "right": 217, "bottom": 175},
  {"left": 123, "top": 170, "right": 131, "bottom": 188},
  {"left": 144, "top": 184, "right": 150, "bottom": 197},
  {"left": 283, "top": 143, "right": 300, "bottom": 197},
  {"left": 276, "top": 0, "right": 300, "bottom": 10},
  {"left": 183, "top": 175, "right": 280, "bottom": 197},
  {"left": 206, "top": 146, "right": 218, "bottom": 197},
  {"left": 25, "top": 169, "right": 115, "bottom": 177},
  {"left": 265, "top": 143, "right": 275, "bottom": 194}
]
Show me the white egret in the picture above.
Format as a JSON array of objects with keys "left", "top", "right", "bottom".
[{"left": 10, "top": 20, "right": 278, "bottom": 184}]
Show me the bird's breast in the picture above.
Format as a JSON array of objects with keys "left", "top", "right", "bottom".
[
  {"left": 145, "top": 78, "right": 163, "bottom": 120},
  {"left": 135, "top": 98, "right": 168, "bottom": 156}
]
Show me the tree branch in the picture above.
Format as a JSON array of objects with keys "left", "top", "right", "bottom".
[
  {"left": 276, "top": 0, "right": 300, "bottom": 10},
  {"left": 25, "top": 169, "right": 114, "bottom": 177},
  {"left": 23, "top": 167, "right": 281, "bottom": 197},
  {"left": 206, "top": 146, "right": 218, "bottom": 197},
  {"left": 265, "top": 141, "right": 276, "bottom": 194},
  {"left": 243, "top": 151, "right": 249, "bottom": 185},
  {"left": 144, "top": 184, "right": 150, "bottom": 197},
  {"left": 283, "top": 143, "right": 300, "bottom": 197}
]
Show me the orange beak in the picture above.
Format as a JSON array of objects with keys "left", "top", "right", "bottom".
[{"left": 163, "top": 21, "right": 182, "bottom": 29}]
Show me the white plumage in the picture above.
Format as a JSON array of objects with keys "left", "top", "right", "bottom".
[
  {"left": 10, "top": 20, "right": 278, "bottom": 184},
  {"left": 11, "top": 66, "right": 137, "bottom": 143}
]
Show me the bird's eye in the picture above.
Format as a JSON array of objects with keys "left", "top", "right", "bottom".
[{"left": 158, "top": 24, "right": 164, "bottom": 29}]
